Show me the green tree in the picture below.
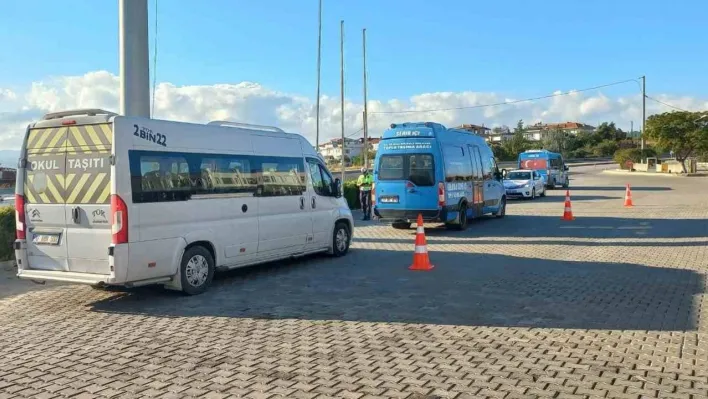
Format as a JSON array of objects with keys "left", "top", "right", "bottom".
[
  {"left": 502, "top": 119, "right": 531, "bottom": 157},
  {"left": 645, "top": 111, "right": 708, "bottom": 172},
  {"left": 591, "top": 140, "right": 619, "bottom": 157},
  {"left": 542, "top": 128, "right": 567, "bottom": 154},
  {"left": 595, "top": 122, "right": 625, "bottom": 141},
  {"left": 575, "top": 130, "right": 599, "bottom": 147},
  {"left": 491, "top": 143, "right": 511, "bottom": 161}
]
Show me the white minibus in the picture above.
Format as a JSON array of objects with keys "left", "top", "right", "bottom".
[{"left": 14, "top": 109, "right": 353, "bottom": 295}]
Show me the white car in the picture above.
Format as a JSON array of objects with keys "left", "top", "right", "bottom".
[{"left": 503, "top": 169, "right": 546, "bottom": 199}]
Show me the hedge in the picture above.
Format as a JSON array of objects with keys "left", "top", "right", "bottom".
[
  {"left": 0, "top": 206, "right": 15, "bottom": 261},
  {"left": 613, "top": 148, "right": 657, "bottom": 170},
  {"left": 343, "top": 180, "right": 361, "bottom": 209}
]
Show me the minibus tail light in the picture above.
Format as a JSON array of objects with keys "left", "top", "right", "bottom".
[
  {"left": 438, "top": 182, "right": 445, "bottom": 207},
  {"left": 15, "top": 195, "right": 26, "bottom": 240},
  {"left": 111, "top": 194, "right": 128, "bottom": 244}
]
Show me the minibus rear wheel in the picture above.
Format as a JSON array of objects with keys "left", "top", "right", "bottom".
[
  {"left": 392, "top": 222, "right": 412, "bottom": 229},
  {"left": 180, "top": 245, "right": 215, "bottom": 295}
]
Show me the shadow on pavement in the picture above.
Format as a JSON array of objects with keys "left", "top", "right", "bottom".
[
  {"left": 508, "top": 194, "right": 620, "bottom": 203},
  {"left": 88, "top": 248, "right": 704, "bottom": 332},
  {"left": 568, "top": 186, "right": 673, "bottom": 192},
  {"left": 419, "top": 215, "right": 708, "bottom": 240},
  {"left": 0, "top": 263, "right": 59, "bottom": 300}
]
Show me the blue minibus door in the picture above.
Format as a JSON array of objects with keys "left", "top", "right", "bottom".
[
  {"left": 375, "top": 152, "right": 438, "bottom": 220},
  {"left": 467, "top": 145, "right": 484, "bottom": 216}
]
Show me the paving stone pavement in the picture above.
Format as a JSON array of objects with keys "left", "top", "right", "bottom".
[{"left": 1, "top": 166, "right": 708, "bottom": 399}]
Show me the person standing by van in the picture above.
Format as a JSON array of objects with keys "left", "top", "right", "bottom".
[{"left": 357, "top": 167, "right": 373, "bottom": 220}]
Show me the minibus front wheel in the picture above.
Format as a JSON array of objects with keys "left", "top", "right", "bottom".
[{"left": 494, "top": 197, "right": 507, "bottom": 218}]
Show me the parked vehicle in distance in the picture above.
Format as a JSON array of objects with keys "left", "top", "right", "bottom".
[
  {"left": 372, "top": 122, "right": 506, "bottom": 231},
  {"left": 517, "top": 149, "right": 569, "bottom": 189},
  {"left": 14, "top": 109, "right": 353, "bottom": 295},
  {"left": 503, "top": 169, "right": 546, "bottom": 199}
]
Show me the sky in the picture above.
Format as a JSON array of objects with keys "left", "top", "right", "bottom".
[{"left": 0, "top": 0, "right": 706, "bottom": 153}]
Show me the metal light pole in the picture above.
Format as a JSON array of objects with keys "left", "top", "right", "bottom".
[
  {"left": 315, "top": 0, "right": 323, "bottom": 149},
  {"left": 641, "top": 75, "right": 646, "bottom": 151},
  {"left": 362, "top": 28, "right": 369, "bottom": 169},
  {"left": 340, "top": 20, "right": 345, "bottom": 184},
  {"left": 119, "top": 0, "right": 151, "bottom": 117}
]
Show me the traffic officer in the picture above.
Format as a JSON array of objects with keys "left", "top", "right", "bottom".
[{"left": 356, "top": 167, "right": 373, "bottom": 220}]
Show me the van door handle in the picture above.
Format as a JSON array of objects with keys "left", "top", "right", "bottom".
[
  {"left": 72, "top": 207, "right": 80, "bottom": 224},
  {"left": 299, "top": 197, "right": 305, "bottom": 210},
  {"left": 311, "top": 197, "right": 316, "bottom": 209}
]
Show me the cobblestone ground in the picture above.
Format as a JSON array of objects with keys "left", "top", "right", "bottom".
[{"left": 1, "top": 166, "right": 708, "bottom": 399}]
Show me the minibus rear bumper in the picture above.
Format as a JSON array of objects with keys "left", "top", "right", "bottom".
[{"left": 374, "top": 207, "right": 454, "bottom": 224}]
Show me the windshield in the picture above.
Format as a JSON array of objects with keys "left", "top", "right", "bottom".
[
  {"left": 378, "top": 153, "right": 435, "bottom": 186},
  {"left": 506, "top": 171, "right": 531, "bottom": 180}
]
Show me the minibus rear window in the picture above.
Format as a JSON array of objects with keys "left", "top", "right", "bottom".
[{"left": 378, "top": 154, "right": 434, "bottom": 186}]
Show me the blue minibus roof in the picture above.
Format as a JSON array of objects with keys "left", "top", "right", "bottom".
[{"left": 381, "top": 122, "right": 446, "bottom": 140}]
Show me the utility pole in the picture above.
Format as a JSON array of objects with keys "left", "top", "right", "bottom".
[
  {"left": 315, "top": 0, "right": 322, "bottom": 150},
  {"left": 641, "top": 75, "right": 646, "bottom": 151},
  {"left": 340, "top": 20, "right": 345, "bottom": 184},
  {"left": 119, "top": 0, "right": 150, "bottom": 117},
  {"left": 630, "top": 120, "right": 634, "bottom": 146},
  {"left": 362, "top": 28, "right": 369, "bottom": 169}
]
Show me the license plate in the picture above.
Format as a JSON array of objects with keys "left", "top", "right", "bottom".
[
  {"left": 380, "top": 196, "right": 399, "bottom": 203},
  {"left": 33, "top": 234, "right": 60, "bottom": 245}
]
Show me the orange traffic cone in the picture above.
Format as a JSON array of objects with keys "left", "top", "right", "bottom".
[
  {"left": 409, "top": 214, "right": 434, "bottom": 271},
  {"left": 561, "top": 190, "right": 575, "bottom": 221},
  {"left": 624, "top": 184, "right": 634, "bottom": 207}
]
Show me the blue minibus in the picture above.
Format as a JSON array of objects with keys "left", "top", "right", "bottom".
[
  {"left": 372, "top": 122, "right": 506, "bottom": 230},
  {"left": 517, "top": 149, "right": 569, "bottom": 189}
]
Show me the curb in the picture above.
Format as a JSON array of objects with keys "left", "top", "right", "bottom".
[{"left": 601, "top": 169, "right": 708, "bottom": 178}]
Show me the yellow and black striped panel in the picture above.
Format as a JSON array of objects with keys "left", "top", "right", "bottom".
[
  {"left": 26, "top": 127, "right": 69, "bottom": 155},
  {"left": 65, "top": 151, "right": 111, "bottom": 204},
  {"left": 26, "top": 124, "right": 112, "bottom": 155},
  {"left": 65, "top": 124, "right": 112, "bottom": 154},
  {"left": 24, "top": 154, "right": 66, "bottom": 204},
  {"left": 23, "top": 123, "right": 113, "bottom": 204}
]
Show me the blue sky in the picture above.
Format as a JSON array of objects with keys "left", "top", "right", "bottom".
[{"left": 0, "top": 0, "right": 706, "bottom": 103}]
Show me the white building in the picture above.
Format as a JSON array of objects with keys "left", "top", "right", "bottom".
[
  {"left": 523, "top": 122, "right": 596, "bottom": 141},
  {"left": 318, "top": 138, "right": 363, "bottom": 160}
]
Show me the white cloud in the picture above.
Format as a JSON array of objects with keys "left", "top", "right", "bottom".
[{"left": 0, "top": 70, "right": 706, "bottom": 150}]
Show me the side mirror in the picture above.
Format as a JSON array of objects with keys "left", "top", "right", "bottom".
[
  {"left": 564, "top": 165, "right": 569, "bottom": 171},
  {"left": 332, "top": 178, "right": 342, "bottom": 198}
]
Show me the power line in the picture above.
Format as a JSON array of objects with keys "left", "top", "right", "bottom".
[
  {"left": 644, "top": 95, "right": 690, "bottom": 112},
  {"left": 369, "top": 77, "right": 642, "bottom": 115},
  {"left": 346, "top": 127, "right": 364, "bottom": 138}
]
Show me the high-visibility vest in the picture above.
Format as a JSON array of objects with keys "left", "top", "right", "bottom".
[{"left": 357, "top": 174, "right": 373, "bottom": 191}]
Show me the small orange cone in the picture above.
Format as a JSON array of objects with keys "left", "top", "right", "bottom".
[
  {"left": 409, "top": 214, "right": 434, "bottom": 271},
  {"left": 561, "top": 190, "right": 575, "bottom": 221},
  {"left": 624, "top": 184, "right": 634, "bottom": 207}
]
